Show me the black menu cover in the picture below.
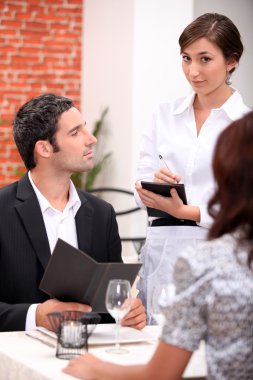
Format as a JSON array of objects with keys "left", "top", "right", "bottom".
[
  {"left": 40, "top": 239, "right": 142, "bottom": 313},
  {"left": 141, "top": 181, "right": 187, "bottom": 218}
]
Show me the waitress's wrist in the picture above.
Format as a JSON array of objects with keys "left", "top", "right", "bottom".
[{"left": 177, "top": 205, "right": 200, "bottom": 222}]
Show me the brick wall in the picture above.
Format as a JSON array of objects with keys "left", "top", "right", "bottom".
[{"left": 0, "top": 0, "right": 83, "bottom": 187}]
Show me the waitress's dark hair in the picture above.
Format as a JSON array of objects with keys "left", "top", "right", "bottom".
[
  {"left": 179, "top": 13, "right": 243, "bottom": 73},
  {"left": 208, "top": 111, "right": 253, "bottom": 267}
]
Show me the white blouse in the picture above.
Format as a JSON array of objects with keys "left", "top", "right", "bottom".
[{"left": 135, "top": 90, "right": 251, "bottom": 228}]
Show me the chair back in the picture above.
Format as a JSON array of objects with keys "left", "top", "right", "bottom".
[{"left": 88, "top": 187, "right": 146, "bottom": 258}]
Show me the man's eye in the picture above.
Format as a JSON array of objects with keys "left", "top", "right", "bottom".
[{"left": 71, "top": 130, "right": 78, "bottom": 136}]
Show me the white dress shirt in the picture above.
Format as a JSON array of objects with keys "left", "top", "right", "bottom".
[
  {"left": 25, "top": 172, "right": 81, "bottom": 331},
  {"left": 134, "top": 89, "right": 251, "bottom": 228}
]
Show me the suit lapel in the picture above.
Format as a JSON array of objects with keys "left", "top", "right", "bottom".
[
  {"left": 15, "top": 174, "right": 51, "bottom": 270},
  {"left": 15, "top": 176, "right": 94, "bottom": 266},
  {"left": 75, "top": 190, "right": 94, "bottom": 256}
]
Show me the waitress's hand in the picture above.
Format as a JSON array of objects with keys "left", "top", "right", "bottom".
[
  {"left": 154, "top": 168, "right": 181, "bottom": 184},
  {"left": 135, "top": 183, "right": 200, "bottom": 222},
  {"left": 135, "top": 182, "right": 185, "bottom": 219}
]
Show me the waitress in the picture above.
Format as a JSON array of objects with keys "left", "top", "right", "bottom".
[{"left": 134, "top": 13, "right": 251, "bottom": 323}]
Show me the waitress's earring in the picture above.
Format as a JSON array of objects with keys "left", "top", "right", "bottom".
[{"left": 226, "top": 72, "right": 232, "bottom": 85}]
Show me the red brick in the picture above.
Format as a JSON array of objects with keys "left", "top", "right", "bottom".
[
  {"left": 1, "top": 20, "right": 22, "bottom": 28},
  {"left": 19, "top": 46, "right": 42, "bottom": 54},
  {"left": 0, "top": 0, "right": 83, "bottom": 186},
  {"left": 16, "top": 12, "right": 39, "bottom": 20},
  {"left": 0, "top": 29, "right": 16, "bottom": 35},
  {"left": 67, "top": 0, "right": 82, "bottom": 5},
  {"left": 0, "top": 45, "right": 17, "bottom": 53},
  {"left": 22, "top": 38, "right": 43, "bottom": 45},
  {"left": 7, "top": 5, "right": 24, "bottom": 12},
  {"left": 20, "top": 30, "right": 46, "bottom": 38},
  {"left": 43, "top": 0, "right": 67, "bottom": 4},
  {"left": 11, "top": 56, "right": 40, "bottom": 65},
  {"left": 37, "top": 14, "right": 68, "bottom": 21}
]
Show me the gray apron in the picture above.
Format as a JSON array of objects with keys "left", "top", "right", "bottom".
[{"left": 137, "top": 225, "right": 207, "bottom": 323}]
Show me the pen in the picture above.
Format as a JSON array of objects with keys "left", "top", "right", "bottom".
[
  {"left": 158, "top": 154, "right": 178, "bottom": 184},
  {"left": 158, "top": 154, "right": 170, "bottom": 171}
]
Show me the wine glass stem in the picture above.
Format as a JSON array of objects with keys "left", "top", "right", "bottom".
[{"left": 115, "top": 321, "right": 120, "bottom": 351}]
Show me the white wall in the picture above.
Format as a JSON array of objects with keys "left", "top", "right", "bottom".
[
  {"left": 82, "top": 0, "right": 135, "bottom": 190},
  {"left": 132, "top": 0, "right": 193, "bottom": 181}
]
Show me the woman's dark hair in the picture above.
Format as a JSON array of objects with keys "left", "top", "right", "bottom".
[
  {"left": 208, "top": 111, "right": 253, "bottom": 267},
  {"left": 13, "top": 93, "right": 74, "bottom": 170},
  {"left": 179, "top": 13, "right": 243, "bottom": 73}
]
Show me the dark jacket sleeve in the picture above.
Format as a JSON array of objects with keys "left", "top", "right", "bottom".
[{"left": 0, "top": 178, "right": 52, "bottom": 331}]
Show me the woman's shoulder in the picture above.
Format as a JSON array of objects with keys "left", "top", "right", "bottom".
[
  {"left": 173, "top": 234, "right": 243, "bottom": 293},
  {"left": 182, "top": 233, "right": 237, "bottom": 263},
  {"left": 226, "top": 89, "right": 252, "bottom": 119}
]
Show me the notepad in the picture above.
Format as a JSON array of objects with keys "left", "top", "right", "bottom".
[
  {"left": 141, "top": 181, "right": 187, "bottom": 218},
  {"left": 40, "top": 239, "right": 142, "bottom": 313}
]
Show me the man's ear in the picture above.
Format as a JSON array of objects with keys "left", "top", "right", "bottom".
[{"left": 34, "top": 140, "right": 52, "bottom": 158}]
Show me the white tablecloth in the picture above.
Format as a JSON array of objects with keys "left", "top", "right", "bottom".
[{"left": 0, "top": 325, "right": 206, "bottom": 380}]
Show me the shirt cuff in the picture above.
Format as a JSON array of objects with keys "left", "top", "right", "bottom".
[
  {"left": 25, "top": 303, "right": 39, "bottom": 331},
  {"left": 197, "top": 204, "right": 213, "bottom": 229}
]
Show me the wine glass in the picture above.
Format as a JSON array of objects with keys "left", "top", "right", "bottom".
[
  {"left": 149, "top": 283, "right": 175, "bottom": 326},
  {"left": 105, "top": 279, "right": 132, "bottom": 354}
]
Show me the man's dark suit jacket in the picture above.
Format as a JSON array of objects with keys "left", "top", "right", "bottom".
[{"left": 0, "top": 174, "right": 122, "bottom": 331}]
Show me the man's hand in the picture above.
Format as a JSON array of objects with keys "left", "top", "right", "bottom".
[
  {"left": 36, "top": 299, "right": 92, "bottom": 330},
  {"left": 120, "top": 298, "right": 146, "bottom": 330}
]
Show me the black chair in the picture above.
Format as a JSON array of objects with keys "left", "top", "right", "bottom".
[{"left": 88, "top": 187, "right": 146, "bottom": 256}]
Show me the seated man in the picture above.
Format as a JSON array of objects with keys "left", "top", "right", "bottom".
[{"left": 0, "top": 93, "right": 146, "bottom": 332}]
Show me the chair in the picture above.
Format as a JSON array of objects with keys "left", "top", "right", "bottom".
[{"left": 87, "top": 187, "right": 146, "bottom": 257}]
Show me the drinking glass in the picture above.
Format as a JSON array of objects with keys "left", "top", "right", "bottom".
[
  {"left": 105, "top": 279, "right": 132, "bottom": 354},
  {"left": 150, "top": 283, "right": 176, "bottom": 326}
]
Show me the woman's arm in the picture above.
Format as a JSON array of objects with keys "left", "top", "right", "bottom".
[{"left": 63, "top": 340, "right": 192, "bottom": 380}]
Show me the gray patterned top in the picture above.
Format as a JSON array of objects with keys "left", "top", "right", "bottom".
[{"left": 160, "top": 233, "right": 253, "bottom": 380}]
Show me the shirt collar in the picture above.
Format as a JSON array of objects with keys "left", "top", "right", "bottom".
[
  {"left": 68, "top": 180, "right": 81, "bottom": 216},
  {"left": 28, "top": 171, "right": 81, "bottom": 216},
  {"left": 172, "top": 89, "right": 250, "bottom": 121},
  {"left": 219, "top": 88, "right": 251, "bottom": 121},
  {"left": 172, "top": 92, "right": 195, "bottom": 115}
]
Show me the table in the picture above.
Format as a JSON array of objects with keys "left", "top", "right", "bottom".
[{"left": 0, "top": 325, "right": 206, "bottom": 380}]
